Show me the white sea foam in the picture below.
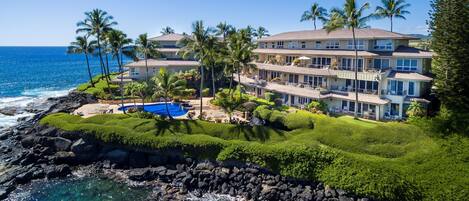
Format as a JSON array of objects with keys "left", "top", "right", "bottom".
[{"left": 0, "top": 87, "right": 74, "bottom": 130}]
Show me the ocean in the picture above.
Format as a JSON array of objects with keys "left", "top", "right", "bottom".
[{"left": 0, "top": 46, "right": 124, "bottom": 129}]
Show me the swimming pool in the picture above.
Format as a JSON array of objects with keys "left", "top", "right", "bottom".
[{"left": 119, "top": 103, "right": 188, "bottom": 117}]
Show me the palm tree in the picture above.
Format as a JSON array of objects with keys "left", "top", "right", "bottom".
[
  {"left": 178, "top": 20, "right": 213, "bottom": 118},
  {"left": 161, "top": 26, "right": 175, "bottom": 35},
  {"left": 300, "top": 2, "right": 328, "bottom": 30},
  {"left": 76, "top": 9, "right": 117, "bottom": 80},
  {"left": 153, "top": 68, "right": 186, "bottom": 119},
  {"left": 215, "top": 22, "right": 234, "bottom": 41},
  {"left": 107, "top": 29, "right": 133, "bottom": 112},
  {"left": 374, "top": 0, "right": 411, "bottom": 32},
  {"left": 134, "top": 82, "right": 149, "bottom": 108},
  {"left": 226, "top": 31, "right": 256, "bottom": 99},
  {"left": 213, "top": 90, "right": 242, "bottom": 122},
  {"left": 324, "top": 0, "right": 372, "bottom": 119},
  {"left": 253, "top": 26, "right": 270, "bottom": 39},
  {"left": 124, "top": 82, "right": 139, "bottom": 107},
  {"left": 135, "top": 33, "right": 160, "bottom": 81},
  {"left": 67, "top": 35, "right": 97, "bottom": 87},
  {"left": 203, "top": 36, "right": 221, "bottom": 98}
]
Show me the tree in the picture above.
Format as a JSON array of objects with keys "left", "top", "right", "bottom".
[
  {"left": 215, "top": 22, "right": 234, "bottom": 40},
  {"left": 429, "top": 0, "right": 469, "bottom": 134},
  {"left": 253, "top": 26, "right": 270, "bottom": 39},
  {"left": 324, "top": 0, "right": 372, "bottom": 119},
  {"left": 76, "top": 9, "right": 117, "bottom": 80},
  {"left": 107, "top": 29, "right": 133, "bottom": 113},
  {"left": 374, "top": 0, "right": 411, "bottom": 32},
  {"left": 161, "top": 26, "right": 175, "bottom": 35},
  {"left": 226, "top": 30, "right": 256, "bottom": 99},
  {"left": 135, "top": 33, "right": 160, "bottom": 81},
  {"left": 124, "top": 82, "right": 139, "bottom": 107},
  {"left": 153, "top": 68, "right": 187, "bottom": 119},
  {"left": 300, "top": 2, "right": 328, "bottom": 30},
  {"left": 202, "top": 36, "right": 221, "bottom": 98},
  {"left": 67, "top": 35, "right": 97, "bottom": 87},
  {"left": 134, "top": 82, "right": 149, "bottom": 108},
  {"left": 406, "top": 101, "right": 426, "bottom": 118},
  {"left": 179, "top": 20, "right": 213, "bottom": 118},
  {"left": 212, "top": 90, "right": 244, "bottom": 122}
]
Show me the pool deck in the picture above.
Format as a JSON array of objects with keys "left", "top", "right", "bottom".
[{"left": 72, "top": 98, "right": 247, "bottom": 122}]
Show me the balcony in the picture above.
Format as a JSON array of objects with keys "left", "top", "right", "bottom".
[
  {"left": 382, "top": 89, "right": 408, "bottom": 96},
  {"left": 330, "top": 85, "right": 379, "bottom": 95}
]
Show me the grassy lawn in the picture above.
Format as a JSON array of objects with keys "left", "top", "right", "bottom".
[{"left": 40, "top": 111, "right": 469, "bottom": 201}]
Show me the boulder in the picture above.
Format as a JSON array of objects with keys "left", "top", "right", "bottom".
[
  {"left": 128, "top": 152, "right": 147, "bottom": 168},
  {"left": 52, "top": 137, "right": 72, "bottom": 151},
  {"left": 46, "top": 164, "right": 71, "bottom": 179},
  {"left": 148, "top": 154, "right": 167, "bottom": 166},
  {"left": 0, "top": 107, "right": 19, "bottom": 116},
  {"left": 70, "top": 138, "right": 98, "bottom": 162},
  {"left": 104, "top": 149, "right": 129, "bottom": 165}
]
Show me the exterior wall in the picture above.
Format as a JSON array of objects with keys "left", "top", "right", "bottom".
[{"left": 158, "top": 41, "right": 179, "bottom": 48}]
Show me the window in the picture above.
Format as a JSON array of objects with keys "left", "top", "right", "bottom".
[
  {"left": 290, "top": 95, "right": 295, "bottom": 105},
  {"left": 130, "top": 68, "right": 139, "bottom": 76},
  {"left": 391, "top": 103, "right": 400, "bottom": 116},
  {"left": 276, "top": 41, "right": 284, "bottom": 48},
  {"left": 326, "top": 40, "right": 340, "bottom": 49},
  {"left": 270, "top": 42, "right": 275, "bottom": 48},
  {"left": 270, "top": 71, "right": 280, "bottom": 79},
  {"left": 288, "top": 41, "right": 299, "bottom": 49},
  {"left": 349, "top": 101, "right": 355, "bottom": 112},
  {"left": 259, "top": 43, "right": 265, "bottom": 48},
  {"left": 311, "top": 57, "right": 332, "bottom": 68},
  {"left": 304, "top": 76, "right": 325, "bottom": 87},
  {"left": 346, "top": 79, "right": 379, "bottom": 92},
  {"left": 288, "top": 74, "right": 299, "bottom": 83},
  {"left": 374, "top": 40, "right": 393, "bottom": 50},
  {"left": 299, "top": 97, "right": 311, "bottom": 105},
  {"left": 347, "top": 40, "right": 364, "bottom": 50},
  {"left": 301, "top": 41, "right": 306, "bottom": 49},
  {"left": 387, "top": 80, "right": 404, "bottom": 95},
  {"left": 315, "top": 41, "right": 321, "bottom": 48},
  {"left": 373, "top": 58, "right": 390, "bottom": 69},
  {"left": 342, "top": 100, "right": 348, "bottom": 110},
  {"left": 341, "top": 58, "right": 363, "bottom": 71},
  {"left": 369, "top": 105, "right": 376, "bottom": 113},
  {"left": 408, "top": 81, "right": 415, "bottom": 96},
  {"left": 397, "top": 58, "right": 418, "bottom": 71},
  {"left": 285, "top": 56, "right": 298, "bottom": 64}
]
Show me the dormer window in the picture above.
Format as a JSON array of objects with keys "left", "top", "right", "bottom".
[
  {"left": 287, "top": 41, "right": 299, "bottom": 49},
  {"left": 276, "top": 41, "right": 284, "bottom": 48},
  {"left": 325, "top": 40, "right": 340, "bottom": 49},
  {"left": 315, "top": 41, "right": 321, "bottom": 49},
  {"left": 347, "top": 40, "right": 364, "bottom": 50},
  {"left": 374, "top": 39, "right": 393, "bottom": 50}
]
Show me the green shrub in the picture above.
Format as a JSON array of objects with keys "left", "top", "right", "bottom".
[
  {"left": 264, "top": 92, "right": 280, "bottom": 102},
  {"left": 202, "top": 88, "right": 210, "bottom": 97},
  {"left": 307, "top": 100, "right": 328, "bottom": 114}
]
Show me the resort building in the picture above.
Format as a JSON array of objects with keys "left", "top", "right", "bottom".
[
  {"left": 126, "top": 33, "right": 199, "bottom": 80},
  {"left": 237, "top": 28, "right": 433, "bottom": 121}
]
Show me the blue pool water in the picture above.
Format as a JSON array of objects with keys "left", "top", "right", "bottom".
[{"left": 121, "top": 103, "right": 188, "bottom": 117}]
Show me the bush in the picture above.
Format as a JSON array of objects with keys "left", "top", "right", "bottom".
[
  {"left": 202, "top": 88, "right": 210, "bottom": 97},
  {"left": 264, "top": 92, "right": 280, "bottom": 102},
  {"left": 307, "top": 100, "right": 328, "bottom": 114}
]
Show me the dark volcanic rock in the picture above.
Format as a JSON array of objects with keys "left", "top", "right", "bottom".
[
  {"left": 0, "top": 107, "right": 20, "bottom": 116},
  {"left": 46, "top": 164, "right": 71, "bottom": 179},
  {"left": 104, "top": 149, "right": 129, "bottom": 165},
  {"left": 52, "top": 137, "right": 72, "bottom": 151},
  {"left": 70, "top": 138, "right": 98, "bottom": 162},
  {"left": 128, "top": 152, "right": 147, "bottom": 168}
]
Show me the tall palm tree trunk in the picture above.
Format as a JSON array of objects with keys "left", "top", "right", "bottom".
[
  {"left": 229, "top": 71, "right": 234, "bottom": 95},
  {"left": 96, "top": 34, "right": 112, "bottom": 96},
  {"left": 117, "top": 51, "right": 125, "bottom": 114},
  {"left": 145, "top": 54, "right": 149, "bottom": 82},
  {"left": 211, "top": 65, "right": 216, "bottom": 97},
  {"left": 237, "top": 68, "right": 242, "bottom": 99},
  {"left": 84, "top": 53, "right": 95, "bottom": 87},
  {"left": 390, "top": 16, "right": 393, "bottom": 32},
  {"left": 352, "top": 27, "right": 359, "bottom": 119},
  {"left": 314, "top": 19, "right": 317, "bottom": 30},
  {"left": 199, "top": 65, "right": 204, "bottom": 119},
  {"left": 165, "top": 94, "right": 172, "bottom": 120}
]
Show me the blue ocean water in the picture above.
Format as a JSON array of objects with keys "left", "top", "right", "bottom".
[{"left": 0, "top": 46, "right": 127, "bottom": 128}]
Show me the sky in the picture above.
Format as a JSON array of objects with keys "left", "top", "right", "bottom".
[{"left": 0, "top": 0, "right": 432, "bottom": 46}]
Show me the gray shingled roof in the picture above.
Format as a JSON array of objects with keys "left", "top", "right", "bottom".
[
  {"left": 149, "top": 33, "right": 188, "bottom": 42},
  {"left": 125, "top": 59, "right": 199, "bottom": 67},
  {"left": 373, "top": 46, "right": 434, "bottom": 58},
  {"left": 258, "top": 28, "right": 417, "bottom": 42},
  {"left": 387, "top": 71, "right": 433, "bottom": 82}
]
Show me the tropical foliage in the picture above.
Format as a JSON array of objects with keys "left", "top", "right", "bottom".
[
  {"left": 374, "top": 0, "right": 411, "bottom": 32},
  {"left": 135, "top": 33, "right": 160, "bottom": 81},
  {"left": 153, "top": 68, "right": 187, "bottom": 119},
  {"left": 300, "top": 2, "right": 328, "bottom": 30},
  {"left": 67, "top": 35, "right": 97, "bottom": 87}
]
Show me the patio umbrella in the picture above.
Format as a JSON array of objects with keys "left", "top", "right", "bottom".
[{"left": 298, "top": 56, "right": 311, "bottom": 60}]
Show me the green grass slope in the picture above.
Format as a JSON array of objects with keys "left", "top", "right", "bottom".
[{"left": 40, "top": 112, "right": 469, "bottom": 201}]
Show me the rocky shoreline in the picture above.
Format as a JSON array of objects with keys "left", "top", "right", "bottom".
[{"left": 0, "top": 92, "right": 370, "bottom": 201}]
